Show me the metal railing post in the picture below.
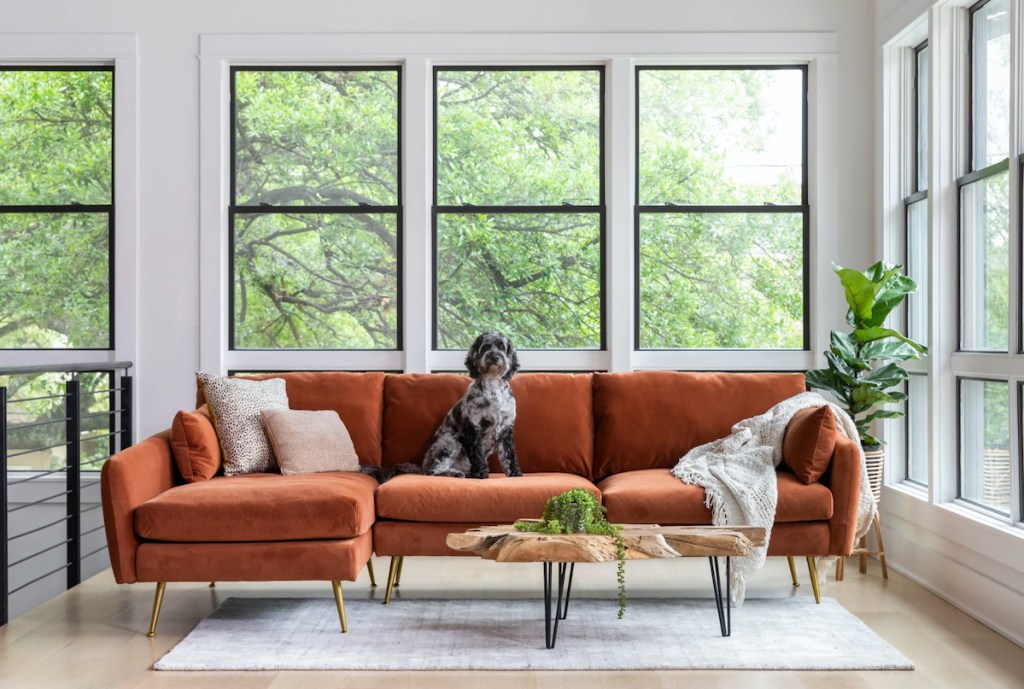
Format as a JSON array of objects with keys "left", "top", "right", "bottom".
[
  {"left": 1, "top": 386, "right": 8, "bottom": 626},
  {"left": 65, "top": 379, "right": 80, "bottom": 590},
  {"left": 121, "top": 374, "right": 133, "bottom": 451}
]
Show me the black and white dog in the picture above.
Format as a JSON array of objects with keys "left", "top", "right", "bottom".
[
  {"left": 364, "top": 332, "right": 522, "bottom": 482},
  {"left": 419, "top": 331, "right": 523, "bottom": 479}
]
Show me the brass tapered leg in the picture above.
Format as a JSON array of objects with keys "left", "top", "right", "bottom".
[
  {"left": 836, "top": 556, "right": 845, "bottom": 581},
  {"left": 874, "top": 513, "right": 889, "bottom": 580},
  {"left": 331, "top": 580, "right": 348, "bottom": 633},
  {"left": 805, "top": 557, "right": 821, "bottom": 604},
  {"left": 858, "top": 534, "right": 868, "bottom": 573},
  {"left": 787, "top": 556, "right": 799, "bottom": 587},
  {"left": 395, "top": 555, "right": 404, "bottom": 587},
  {"left": 384, "top": 556, "right": 400, "bottom": 605},
  {"left": 366, "top": 559, "right": 377, "bottom": 587},
  {"left": 147, "top": 582, "right": 167, "bottom": 637}
]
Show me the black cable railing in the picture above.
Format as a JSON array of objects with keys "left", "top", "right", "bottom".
[{"left": 1, "top": 362, "right": 132, "bottom": 626}]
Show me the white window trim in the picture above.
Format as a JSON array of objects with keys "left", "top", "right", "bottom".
[
  {"left": 0, "top": 35, "right": 139, "bottom": 373},
  {"left": 199, "top": 32, "right": 838, "bottom": 375}
]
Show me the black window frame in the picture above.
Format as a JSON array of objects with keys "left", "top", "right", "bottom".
[
  {"left": 228, "top": 65, "right": 404, "bottom": 352},
  {"left": 0, "top": 65, "right": 115, "bottom": 352},
  {"left": 431, "top": 65, "right": 607, "bottom": 352},
  {"left": 633, "top": 64, "right": 810, "bottom": 352}
]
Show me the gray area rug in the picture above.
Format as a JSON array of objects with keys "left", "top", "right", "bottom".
[{"left": 155, "top": 596, "right": 914, "bottom": 671}]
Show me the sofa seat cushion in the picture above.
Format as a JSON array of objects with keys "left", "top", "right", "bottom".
[
  {"left": 598, "top": 469, "right": 832, "bottom": 525},
  {"left": 375, "top": 473, "right": 600, "bottom": 523},
  {"left": 135, "top": 471, "right": 377, "bottom": 542}
]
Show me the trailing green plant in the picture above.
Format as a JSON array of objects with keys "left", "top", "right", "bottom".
[
  {"left": 514, "top": 488, "right": 627, "bottom": 619},
  {"left": 806, "top": 262, "right": 928, "bottom": 447}
]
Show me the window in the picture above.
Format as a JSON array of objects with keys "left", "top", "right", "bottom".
[
  {"left": 433, "top": 68, "right": 604, "bottom": 350},
  {"left": 960, "top": 0, "right": 1010, "bottom": 353},
  {"left": 959, "top": 378, "right": 1011, "bottom": 515},
  {"left": 230, "top": 68, "right": 401, "bottom": 350},
  {"left": 636, "top": 67, "right": 808, "bottom": 350},
  {"left": 0, "top": 68, "right": 113, "bottom": 350},
  {"left": 904, "top": 42, "right": 929, "bottom": 486}
]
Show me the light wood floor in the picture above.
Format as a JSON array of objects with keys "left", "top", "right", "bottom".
[{"left": 1, "top": 556, "right": 1023, "bottom": 689}]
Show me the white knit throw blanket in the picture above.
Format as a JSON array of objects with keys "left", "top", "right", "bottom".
[{"left": 670, "top": 391, "right": 876, "bottom": 605}]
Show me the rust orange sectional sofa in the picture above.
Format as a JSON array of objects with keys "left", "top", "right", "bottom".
[{"left": 100, "top": 370, "right": 863, "bottom": 636}]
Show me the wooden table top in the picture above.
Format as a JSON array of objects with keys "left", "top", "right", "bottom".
[{"left": 446, "top": 524, "right": 767, "bottom": 563}]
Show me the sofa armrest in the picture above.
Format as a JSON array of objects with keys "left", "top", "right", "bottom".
[
  {"left": 822, "top": 434, "right": 863, "bottom": 557},
  {"left": 100, "top": 431, "right": 176, "bottom": 583}
]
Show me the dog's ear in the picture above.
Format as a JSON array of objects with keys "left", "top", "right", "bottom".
[
  {"left": 464, "top": 333, "right": 486, "bottom": 379},
  {"left": 503, "top": 334, "right": 520, "bottom": 380}
]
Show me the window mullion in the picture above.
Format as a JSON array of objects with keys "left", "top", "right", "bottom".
[{"left": 402, "top": 61, "right": 433, "bottom": 372}]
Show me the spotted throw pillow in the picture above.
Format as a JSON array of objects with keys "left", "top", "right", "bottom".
[{"left": 197, "top": 373, "right": 289, "bottom": 475}]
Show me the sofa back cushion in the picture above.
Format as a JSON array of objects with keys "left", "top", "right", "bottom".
[
  {"left": 592, "top": 371, "right": 807, "bottom": 479},
  {"left": 382, "top": 374, "right": 469, "bottom": 468},
  {"left": 382, "top": 372, "right": 594, "bottom": 476},
  {"left": 217, "top": 372, "right": 386, "bottom": 466}
]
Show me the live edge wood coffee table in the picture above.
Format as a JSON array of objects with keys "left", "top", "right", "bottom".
[{"left": 446, "top": 524, "right": 766, "bottom": 649}]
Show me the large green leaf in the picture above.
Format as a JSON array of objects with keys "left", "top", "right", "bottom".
[
  {"left": 864, "top": 408, "right": 904, "bottom": 423},
  {"left": 864, "top": 274, "right": 918, "bottom": 327},
  {"left": 805, "top": 368, "right": 850, "bottom": 404},
  {"left": 854, "top": 326, "right": 928, "bottom": 354},
  {"left": 860, "top": 339, "right": 923, "bottom": 361},
  {"left": 824, "top": 351, "right": 859, "bottom": 385},
  {"left": 830, "top": 330, "right": 869, "bottom": 369},
  {"left": 864, "top": 362, "right": 910, "bottom": 389},
  {"left": 834, "top": 264, "right": 876, "bottom": 323},
  {"left": 852, "top": 386, "right": 900, "bottom": 406}
]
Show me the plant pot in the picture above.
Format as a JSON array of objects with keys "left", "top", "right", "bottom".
[{"left": 862, "top": 444, "right": 884, "bottom": 503}]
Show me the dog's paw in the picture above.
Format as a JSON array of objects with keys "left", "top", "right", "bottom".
[{"left": 429, "top": 469, "right": 465, "bottom": 478}]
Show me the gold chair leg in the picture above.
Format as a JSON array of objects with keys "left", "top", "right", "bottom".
[
  {"left": 383, "top": 556, "right": 400, "bottom": 605},
  {"left": 366, "top": 559, "right": 377, "bottom": 587},
  {"left": 787, "top": 556, "right": 799, "bottom": 587},
  {"left": 395, "top": 555, "right": 404, "bottom": 587},
  {"left": 805, "top": 557, "right": 821, "bottom": 604},
  {"left": 208, "top": 582, "right": 216, "bottom": 588},
  {"left": 147, "top": 582, "right": 167, "bottom": 637},
  {"left": 331, "top": 580, "right": 348, "bottom": 633},
  {"left": 874, "top": 513, "right": 889, "bottom": 580},
  {"left": 836, "top": 556, "right": 845, "bottom": 581}
]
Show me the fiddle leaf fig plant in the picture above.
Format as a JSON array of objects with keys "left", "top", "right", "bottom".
[{"left": 805, "top": 261, "right": 928, "bottom": 447}]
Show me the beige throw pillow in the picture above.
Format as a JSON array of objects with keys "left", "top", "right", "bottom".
[
  {"left": 197, "top": 373, "right": 289, "bottom": 475},
  {"left": 261, "top": 409, "right": 360, "bottom": 475}
]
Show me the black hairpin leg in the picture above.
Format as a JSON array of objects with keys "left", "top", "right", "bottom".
[
  {"left": 708, "top": 556, "right": 732, "bottom": 637},
  {"left": 559, "top": 563, "right": 574, "bottom": 620},
  {"left": 543, "top": 562, "right": 572, "bottom": 648}
]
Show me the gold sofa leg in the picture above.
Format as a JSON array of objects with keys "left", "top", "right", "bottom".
[
  {"left": 209, "top": 582, "right": 216, "bottom": 588},
  {"left": 395, "top": 555, "right": 404, "bottom": 586},
  {"left": 384, "top": 556, "right": 401, "bottom": 605},
  {"left": 787, "top": 556, "right": 799, "bottom": 587},
  {"left": 805, "top": 557, "right": 821, "bottom": 604},
  {"left": 331, "top": 580, "right": 348, "bottom": 633},
  {"left": 147, "top": 582, "right": 167, "bottom": 637},
  {"left": 366, "top": 559, "right": 377, "bottom": 587},
  {"left": 836, "top": 556, "right": 845, "bottom": 581}
]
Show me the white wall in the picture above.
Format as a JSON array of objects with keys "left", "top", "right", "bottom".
[{"left": 0, "top": 0, "right": 877, "bottom": 436}]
